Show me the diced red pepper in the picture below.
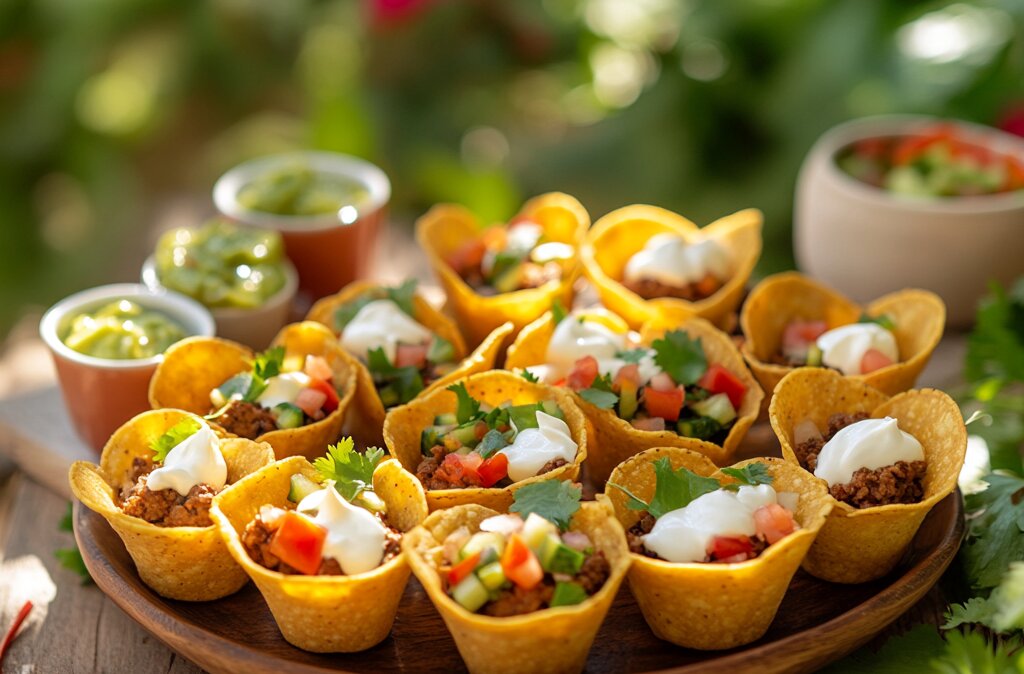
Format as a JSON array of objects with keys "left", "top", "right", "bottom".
[
  {"left": 307, "top": 377, "right": 340, "bottom": 413},
  {"left": 395, "top": 343, "right": 429, "bottom": 369},
  {"left": 303, "top": 355, "right": 333, "bottom": 382},
  {"left": 860, "top": 348, "right": 894, "bottom": 374},
  {"left": 782, "top": 320, "right": 828, "bottom": 351},
  {"left": 709, "top": 535, "right": 754, "bottom": 562},
  {"left": 754, "top": 504, "right": 797, "bottom": 545},
  {"left": 435, "top": 452, "right": 484, "bottom": 486},
  {"left": 567, "top": 355, "right": 599, "bottom": 391},
  {"left": 295, "top": 387, "right": 328, "bottom": 417},
  {"left": 477, "top": 453, "right": 509, "bottom": 487},
  {"left": 643, "top": 387, "right": 684, "bottom": 422},
  {"left": 269, "top": 511, "right": 327, "bottom": 575},
  {"left": 613, "top": 363, "right": 641, "bottom": 389},
  {"left": 445, "top": 238, "right": 487, "bottom": 274},
  {"left": 448, "top": 551, "right": 482, "bottom": 586},
  {"left": 698, "top": 364, "right": 747, "bottom": 410},
  {"left": 501, "top": 533, "right": 543, "bottom": 590}
]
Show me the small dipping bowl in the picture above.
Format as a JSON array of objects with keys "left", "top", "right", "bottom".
[
  {"left": 213, "top": 151, "right": 391, "bottom": 306},
  {"left": 39, "top": 283, "right": 215, "bottom": 452},
  {"left": 141, "top": 254, "right": 298, "bottom": 350}
]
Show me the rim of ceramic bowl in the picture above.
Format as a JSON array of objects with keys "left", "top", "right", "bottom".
[
  {"left": 39, "top": 283, "right": 216, "bottom": 370},
  {"left": 140, "top": 254, "right": 298, "bottom": 320},
  {"left": 212, "top": 151, "right": 391, "bottom": 232},
  {"left": 813, "top": 114, "right": 1024, "bottom": 215}
]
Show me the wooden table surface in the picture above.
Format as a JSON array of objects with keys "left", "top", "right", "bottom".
[{"left": 0, "top": 301, "right": 969, "bottom": 673}]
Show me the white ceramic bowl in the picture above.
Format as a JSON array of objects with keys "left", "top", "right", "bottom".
[
  {"left": 794, "top": 115, "right": 1024, "bottom": 327},
  {"left": 141, "top": 254, "right": 298, "bottom": 350}
]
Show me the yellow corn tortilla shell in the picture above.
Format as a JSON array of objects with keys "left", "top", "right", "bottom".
[
  {"left": 416, "top": 192, "right": 590, "bottom": 347},
  {"left": 384, "top": 370, "right": 587, "bottom": 511},
  {"left": 68, "top": 409, "right": 274, "bottom": 601},
  {"left": 148, "top": 321, "right": 359, "bottom": 461},
  {"left": 601, "top": 447, "right": 831, "bottom": 650},
  {"left": 740, "top": 272, "right": 946, "bottom": 413},
  {"left": 402, "top": 501, "right": 631, "bottom": 674},
  {"left": 581, "top": 206, "right": 762, "bottom": 329},
  {"left": 210, "top": 456, "right": 428, "bottom": 652},
  {"left": 769, "top": 368, "right": 966, "bottom": 583}
]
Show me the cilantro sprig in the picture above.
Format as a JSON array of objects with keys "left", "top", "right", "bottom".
[
  {"left": 616, "top": 348, "right": 649, "bottom": 364},
  {"left": 447, "top": 382, "right": 484, "bottom": 424},
  {"left": 652, "top": 330, "right": 707, "bottom": 386},
  {"left": 521, "top": 369, "right": 540, "bottom": 384},
  {"left": 551, "top": 299, "right": 569, "bottom": 325},
  {"left": 510, "top": 480, "right": 582, "bottom": 531},
  {"left": 858, "top": 312, "right": 895, "bottom": 331},
  {"left": 149, "top": 417, "right": 202, "bottom": 463},
  {"left": 313, "top": 437, "right": 386, "bottom": 502},
  {"left": 579, "top": 373, "right": 619, "bottom": 409},
  {"left": 369, "top": 347, "right": 424, "bottom": 405}
]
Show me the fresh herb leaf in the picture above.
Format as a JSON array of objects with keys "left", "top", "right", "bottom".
[
  {"left": 150, "top": 417, "right": 202, "bottom": 463},
  {"left": 242, "top": 346, "right": 286, "bottom": 402},
  {"left": 334, "top": 295, "right": 373, "bottom": 332},
  {"left": 521, "top": 369, "right": 540, "bottom": 383},
  {"left": 508, "top": 403, "right": 542, "bottom": 431},
  {"left": 386, "top": 279, "right": 418, "bottom": 317},
  {"left": 931, "top": 630, "right": 1024, "bottom": 674},
  {"left": 945, "top": 562, "right": 1024, "bottom": 632},
  {"left": 652, "top": 330, "right": 707, "bottom": 386},
  {"left": 477, "top": 429, "right": 508, "bottom": 458},
  {"left": 962, "top": 472, "right": 1024, "bottom": 590},
  {"left": 60, "top": 501, "right": 73, "bottom": 532},
  {"left": 55, "top": 548, "right": 92, "bottom": 584},
  {"left": 368, "top": 347, "right": 424, "bottom": 404},
  {"left": 448, "top": 382, "right": 483, "bottom": 424},
  {"left": 858, "top": 313, "right": 895, "bottom": 331},
  {"left": 720, "top": 463, "right": 774, "bottom": 487},
  {"left": 551, "top": 299, "right": 569, "bottom": 325},
  {"left": 608, "top": 457, "right": 721, "bottom": 519},
  {"left": 510, "top": 480, "right": 582, "bottom": 531},
  {"left": 818, "top": 624, "right": 947, "bottom": 674},
  {"left": 484, "top": 405, "right": 510, "bottom": 430},
  {"left": 427, "top": 335, "right": 455, "bottom": 364},
  {"left": 616, "top": 348, "right": 649, "bottom": 364},
  {"left": 943, "top": 596, "right": 999, "bottom": 631},
  {"left": 580, "top": 388, "right": 619, "bottom": 409},
  {"left": 312, "top": 438, "right": 385, "bottom": 502}
]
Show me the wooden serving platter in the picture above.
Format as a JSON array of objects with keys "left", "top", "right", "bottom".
[{"left": 74, "top": 490, "right": 963, "bottom": 674}]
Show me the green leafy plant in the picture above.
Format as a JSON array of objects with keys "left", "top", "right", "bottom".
[
  {"left": 509, "top": 480, "right": 582, "bottom": 531},
  {"left": 313, "top": 437, "right": 385, "bottom": 502},
  {"left": 149, "top": 417, "right": 202, "bottom": 463}
]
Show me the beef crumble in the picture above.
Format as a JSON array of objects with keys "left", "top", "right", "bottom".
[
  {"left": 415, "top": 449, "right": 570, "bottom": 490},
  {"left": 119, "top": 465, "right": 219, "bottom": 528},
  {"left": 623, "top": 276, "right": 722, "bottom": 302},
  {"left": 480, "top": 551, "right": 611, "bottom": 617},
  {"left": 212, "top": 400, "right": 279, "bottom": 440},
  {"left": 537, "top": 458, "right": 568, "bottom": 475},
  {"left": 793, "top": 412, "right": 870, "bottom": 472}
]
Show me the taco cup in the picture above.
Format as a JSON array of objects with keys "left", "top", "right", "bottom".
[
  {"left": 416, "top": 192, "right": 590, "bottom": 347},
  {"left": 769, "top": 368, "right": 966, "bottom": 583},
  {"left": 148, "top": 321, "right": 358, "bottom": 460},
  {"left": 581, "top": 205, "right": 761, "bottom": 329},
  {"left": 210, "top": 448, "right": 428, "bottom": 652},
  {"left": 402, "top": 499, "right": 630, "bottom": 674},
  {"left": 601, "top": 447, "right": 831, "bottom": 649},
  {"left": 68, "top": 408, "right": 274, "bottom": 600},
  {"left": 740, "top": 272, "right": 945, "bottom": 409},
  {"left": 384, "top": 370, "right": 587, "bottom": 512}
]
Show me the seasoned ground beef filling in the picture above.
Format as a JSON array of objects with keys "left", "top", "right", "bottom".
[
  {"left": 461, "top": 260, "right": 563, "bottom": 296},
  {"left": 118, "top": 458, "right": 219, "bottom": 528},
  {"left": 626, "top": 513, "right": 767, "bottom": 562},
  {"left": 213, "top": 400, "right": 278, "bottom": 440},
  {"left": 478, "top": 551, "right": 611, "bottom": 618},
  {"left": 242, "top": 508, "right": 402, "bottom": 575},
  {"left": 623, "top": 276, "right": 722, "bottom": 302},
  {"left": 794, "top": 412, "right": 927, "bottom": 509},
  {"left": 415, "top": 448, "right": 569, "bottom": 490}
]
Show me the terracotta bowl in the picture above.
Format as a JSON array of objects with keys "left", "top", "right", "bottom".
[
  {"left": 795, "top": 115, "right": 1024, "bottom": 327},
  {"left": 39, "top": 284, "right": 215, "bottom": 452}
]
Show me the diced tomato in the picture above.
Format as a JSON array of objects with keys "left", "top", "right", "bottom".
[
  {"left": 754, "top": 504, "right": 797, "bottom": 545},
  {"left": 643, "top": 387, "right": 684, "bottom": 422},
  {"left": 436, "top": 452, "right": 484, "bottom": 485},
  {"left": 295, "top": 388, "right": 329, "bottom": 417},
  {"left": 473, "top": 421, "right": 489, "bottom": 441},
  {"left": 307, "top": 377, "right": 340, "bottom": 413},
  {"left": 694, "top": 274, "right": 721, "bottom": 298},
  {"left": 782, "top": 320, "right": 828, "bottom": 351},
  {"left": 613, "top": 363, "right": 641, "bottom": 389},
  {"left": 481, "top": 226, "right": 508, "bottom": 250},
  {"left": 709, "top": 535, "right": 754, "bottom": 562},
  {"left": 860, "top": 348, "right": 894, "bottom": 374},
  {"left": 1004, "top": 157, "right": 1024, "bottom": 191},
  {"left": 448, "top": 551, "right": 482, "bottom": 586},
  {"left": 477, "top": 453, "right": 509, "bottom": 487},
  {"left": 395, "top": 342, "right": 429, "bottom": 369},
  {"left": 698, "top": 364, "right": 747, "bottom": 410},
  {"left": 303, "top": 355, "right": 333, "bottom": 382},
  {"left": 445, "top": 238, "right": 486, "bottom": 273},
  {"left": 567, "top": 355, "right": 599, "bottom": 391},
  {"left": 853, "top": 137, "right": 889, "bottom": 159},
  {"left": 648, "top": 372, "right": 676, "bottom": 392},
  {"left": 269, "top": 511, "right": 326, "bottom": 575},
  {"left": 632, "top": 417, "right": 666, "bottom": 432},
  {"left": 501, "top": 534, "right": 543, "bottom": 590}
]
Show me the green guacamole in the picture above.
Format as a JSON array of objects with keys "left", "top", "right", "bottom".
[
  {"left": 62, "top": 300, "right": 186, "bottom": 360},
  {"left": 155, "top": 220, "right": 287, "bottom": 309},
  {"left": 236, "top": 164, "right": 369, "bottom": 216}
]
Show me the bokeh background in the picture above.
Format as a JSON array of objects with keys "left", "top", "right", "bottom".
[{"left": 3, "top": 0, "right": 1024, "bottom": 338}]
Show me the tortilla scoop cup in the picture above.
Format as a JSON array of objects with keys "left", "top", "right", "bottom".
[
  {"left": 769, "top": 368, "right": 966, "bottom": 583},
  {"left": 210, "top": 457, "right": 428, "bottom": 652},
  {"left": 416, "top": 192, "right": 590, "bottom": 347},
  {"left": 148, "top": 321, "right": 359, "bottom": 461},
  {"left": 579, "top": 316, "right": 762, "bottom": 486},
  {"left": 601, "top": 448, "right": 832, "bottom": 650},
  {"left": 402, "top": 502, "right": 631, "bottom": 674},
  {"left": 581, "top": 206, "right": 762, "bottom": 330},
  {"left": 740, "top": 272, "right": 946, "bottom": 410},
  {"left": 68, "top": 409, "right": 275, "bottom": 601},
  {"left": 383, "top": 370, "right": 587, "bottom": 512}
]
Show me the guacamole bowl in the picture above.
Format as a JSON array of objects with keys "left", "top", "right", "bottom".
[{"left": 39, "top": 283, "right": 215, "bottom": 451}]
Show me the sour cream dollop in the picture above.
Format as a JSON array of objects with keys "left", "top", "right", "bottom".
[
  {"left": 623, "top": 233, "right": 731, "bottom": 287},
  {"left": 499, "top": 411, "right": 578, "bottom": 482},
  {"left": 297, "top": 486, "right": 387, "bottom": 575},
  {"left": 147, "top": 422, "right": 227, "bottom": 496},
  {"left": 643, "top": 485, "right": 776, "bottom": 563},
  {"left": 816, "top": 323, "right": 898, "bottom": 376},
  {"left": 340, "top": 299, "right": 432, "bottom": 363},
  {"left": 256, "top": 371, "right": 312, "bottom": 409},
  {"left": 546, "top": 314, "right": 627, "bottom": 375},
  {"left": 814, "top": 417, "right": 924, "bottom": 487}
]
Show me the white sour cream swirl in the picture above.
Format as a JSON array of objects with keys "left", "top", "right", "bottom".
[
  {"left": 815, "top": 323, "right": 898, "bottom": 376},
  {"left": 813, "top": 417, "right": 924, "bottom": 487},
  {"left": 147, "top": 422, "right": 227, "bottom": 497},
  {"left": 340, "top": 299, "right": 432, "bottom": 363},
  {"left": 623, "top": 233, "right": 731, "bottom": 287},
  {"left": 498, "top": 411, "right": 578, "bottom": 482},
  {"left": 297, "top": 486, "right": 387, "bottom": 575}
]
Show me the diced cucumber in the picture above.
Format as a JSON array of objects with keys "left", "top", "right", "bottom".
[
  {"left": 677, "top": 416, "right": 722, "bottom": 441},
  {"left": 508, "top": 404, "right": 541, "bottom": 432},
  {"left": 449, "top": 422, "right": 481, "bottom": 449},
  {"left": 539, "top": 400, "right": 564, "bottom": 420},
  {"left": 806, "top": 344, "right": 823, "bottom": 367},
  {"left": 288, "top": 474, "right": 321, "bottom": 503},
  {"left": 550, "top": 581, "right": 588, "bottom": 607},
  {"left": 434, "top": 413, "right": 458, "bottom": 426},
  {"left": 476, "top": 561, "right": 506, "bottom": 591},
  {"left": 428, "top": 336, "right": 456, "bottom": 364},
  {"left": 618, "top": 381, "right": 639, "bottom": 421},
  {"left": 521, "top": 512, "right": 559, "bottom": 552},
  {"left": 451, "top": 573, "right": 489, "bottom": 612},
  {"left": 421, "top": 424, "right": 455, "bottom": 455},
  {"left": 273, "top": 402, "right": 305, "bottom": 429},
  {"left": 691, "top": 393, "right": 736, "bottom": 426},
  {"left": 539, "top": 536, "right": 585, "bottom": 575},
  {"left": 461, "top": 532, "right": 506, "bottom": 560}
]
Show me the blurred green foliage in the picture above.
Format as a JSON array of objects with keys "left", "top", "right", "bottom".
[{"left": 2, "top": 0, "right": 1024, "bottom": 336}]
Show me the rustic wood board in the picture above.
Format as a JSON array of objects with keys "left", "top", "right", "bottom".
[{"left": 74, "top": 490, "right": 963, "bottom": 674}]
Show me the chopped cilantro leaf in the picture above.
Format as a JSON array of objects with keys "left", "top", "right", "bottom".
[
  {"left": 962, "top": 472, "right": 1024, "bottom": 590},
  {"left": 551, "top": 299, "right": 569, "bottom": 325},
  {"left": 477, "top": 429, "right": 508, "bottom": 458},
  {"left": 652, "top": 330, "right": 707, "bottom": 386},
  {"left": 858, "top": 312, "right": 895, "bottom": 331},
  {"left": 616, "top": 348, "right": 649, "bottom": 364},
  {"left": 448, "top": 382, "right": 483, "bottom": 424},
  {"left": 368, "top": 347, "right": 424, "bottom": 405},
  {"left": 510, "top": 480, "right": 582, "bottom": 531},
  {"left": 580, "top": 388, "right": 618, "bottom": 409},
  {"left": 386, "top": 279, "right": 418, "bottom": 317},
  {"left": 521, "top": 369, "right": 540, "bottom": 383},
  {"left": 720, "top": 463, "right": 774, "bottom": 487},
  {"left": 608, "top": 457, "right": 721, "bottom": 519},
  {"left": 243, "top": 346, "right": 286, "bottom": 401},
  {"left": 60, "top": 501, "right": 73, "bottom": 532},
  {"left": 334, "top": 295, "right": 373, "bottom": 332},
  {"left": 56, "top": 548, "right": 92, "bottom": 584},
  {"left": 312, "top": 438, "right": 385, "bottom": 502},
  {"left": 150, "top": 417, "right": 202, "bottom": 463}
]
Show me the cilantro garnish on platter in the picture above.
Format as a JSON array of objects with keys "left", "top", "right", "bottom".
[
  {"left": 652, "top": 330, "right": 707, "bottom": 385},
  {"left": 149, "top": 417, "right": 202, "bottom": 463},
  {"left": 510, "top": 480, "right": 582, "bottom": 531},
  {"left": 313, "top": 437, "right": 385, "bottom": 502}
]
